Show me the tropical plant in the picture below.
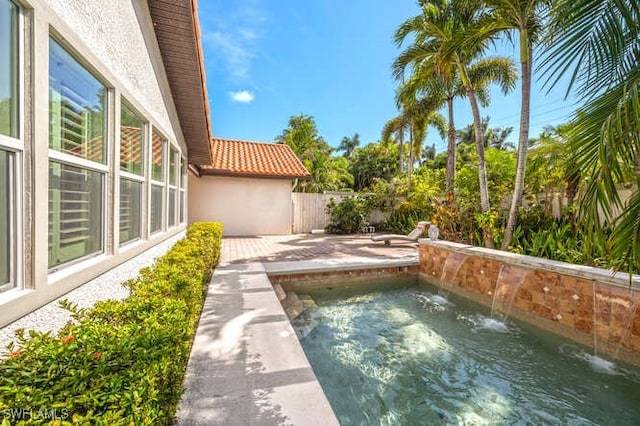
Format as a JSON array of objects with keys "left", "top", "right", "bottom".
[
  {"left": 456, "top": 117, "right": 515, "bottom": 149},
  {"left": 382, "top": 207, "right": 426, "bottom": 234},
  {"left": 407, "top": 166, "right": 445, "bottom": 212},
  {"left": 455, "top": 146, "right": 517, "bottom": 214},
  {"left": 540, "top": 0, "right": 640, "bottom": 272},
  {"left": 382, "top": 96, "right": 446, "bottom": 193},
  {"left": 366, "top": 176, "right": 406, "bottom": 214},
  {"left": 524, "top": 125, "right": 582, "bottom": 217},
  {"left": 325, "top": 196, "right": 371, "bottom": 234},
  {"left": 349, "top": 142, "right": 400, "bottom": 191},
  {"left": 338, "top": 133, "right": 360, "bottom": 159},
  {"left": 276, "top": 114, "right": 354, "bottom": 193},
  {"left": 393, "top": 0, "right": 517, "bottom": 247},
  {"left": 431, "top": 193, "right": 478, "bottom": 244},
  {"left": 472, "top": 0, "right": 552, "bottom": 250}
]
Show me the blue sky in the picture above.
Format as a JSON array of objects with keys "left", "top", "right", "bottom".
[{"left": 198, "top": 0, "right": 579, "bottom": 153}]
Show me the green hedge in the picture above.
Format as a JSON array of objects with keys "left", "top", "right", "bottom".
[{"left": 0, "top": 222, "right": 223, "bottom": 425}]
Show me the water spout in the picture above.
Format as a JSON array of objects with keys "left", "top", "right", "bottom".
[
  {"left": 490, "top": 264, "right": 530, "bottom": 321},
  {"left": 438, "top": 252, "right": 468, "bottom": 297}
]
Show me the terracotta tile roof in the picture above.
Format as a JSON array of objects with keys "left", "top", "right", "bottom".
[{"left": 201, "top": 138, "right": 311, "bottom": 179}]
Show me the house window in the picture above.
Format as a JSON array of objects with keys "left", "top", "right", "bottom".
[
  {"left": 48, "top": 162, "right": 103, "bottom": 268},
  {"left": 179, "top": 157, "right": 186, "bottom": 224},
  {"left": 0, "top": 150, "right": 14, "bottom": 291},
  {"left": 120, "top": 102, "right": 144, "bottom": 175},
  {"left": 119, "top": 178, "right": 142, "bottom": 244},
  {"left": 119, "top": 101, "right": 145, "bottom": 245},
  {"left": 0, "top": 0, "right": 20, "bottom": 292},
  {"left": 0, "top": 0, "right": 18, "bottom": 138},
  {"left": 167, "top": 147, "right": 178, "bottom": 228},
  {"left": 151, "top": 128, "right": 164, "bottom": 181},
  {"left": 149, "top": 128, "right": 165, "bottom": 234},
  {"left": 48, "top": 38, "right": 107, "bottom": 269},
  {"left": 149, "top": 184, "right": 162, "bottom": 233}
]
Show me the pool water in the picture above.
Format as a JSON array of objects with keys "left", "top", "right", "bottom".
[{"left": 292, "top": 279, "right": 640, "bottom": 425}]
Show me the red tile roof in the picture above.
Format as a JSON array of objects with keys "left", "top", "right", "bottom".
[{"left": 200, "top": 138, "right": 311, "bottom": 179}]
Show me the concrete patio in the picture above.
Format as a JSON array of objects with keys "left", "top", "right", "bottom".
[
  {"left": 177, "top": 234, "right": 420, "bottom": 425},
  {"left": 219, "top": 233, "right": 419, "bottom": 264}
]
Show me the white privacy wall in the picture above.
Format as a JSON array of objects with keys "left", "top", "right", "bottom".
[
  {"left": 42, "top": 0, "right": 183, "bottom": 149},
  {"left": 189, "top": 175, "right": 294, "bottom": 236}
]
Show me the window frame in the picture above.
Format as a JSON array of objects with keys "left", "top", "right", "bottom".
[
  {"left": 47, "top": 36, "right": 110, "bottom": 272},
  {"left": 167, "top": 145, "right": 179, "bottom": 228},
  {"left": 0, "top": 0, "right": 24, "bottom": 294},
  {"left": 179, "top": 156, "right": 186, "bottom": 224},
  {"left": 149, "top": 127, "right": 166, "bottom": 235},
  {"left": 118, "top": 98, "right": 146, "bottom": 246}
]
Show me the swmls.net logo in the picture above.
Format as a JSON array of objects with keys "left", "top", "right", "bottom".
[{"left": 2, "top": 408, "right": 70, "bottom": 421}]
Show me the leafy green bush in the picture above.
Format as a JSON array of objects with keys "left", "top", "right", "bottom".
[
  {"left": 509, "top": 219, "right": 616, "bottom": 268},
  {"left": 380, "top": 201, "right": 426, "bottom": 234},
  {"left": 0, "top": 222, "right": 223, "bottom": 425},
  {"left": 325, "top": 196, "right": 371, "bottom": 234},
  {"left": 430, "top": 194, "right": 479, "bottom": 244}
]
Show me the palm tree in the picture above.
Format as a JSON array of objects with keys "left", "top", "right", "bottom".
[
  {"left": 381, "top": 114, "right": 407, "bottom": 174},
  {"left": 393, "top": 0, "right": 516, "bottom": 247},
  {"left": 473, "top": 0, "right": 551, "bottom": 250},
  {"left": 457, "top": 117, "right": 514, "bottom": 149},
  {"left": 541, "top": 0, "right": 640, "bottom": 271},
  {"left": 338, "top": 133, "right": 360, "bottom": 159},
  {"left": 382, "top": 96, "right": 446, "bottom": 192}
]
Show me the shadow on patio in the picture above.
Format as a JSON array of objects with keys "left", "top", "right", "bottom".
[{"left": 220, "top": 233, "right": 420, "bottom": 265}]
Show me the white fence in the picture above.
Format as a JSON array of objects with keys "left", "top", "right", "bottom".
[
  {"left": 291, "top": 192, "right": 387, "bottom": 234},
  {"left": 291, "top": 192, "right": 348, "bottom": 233}
]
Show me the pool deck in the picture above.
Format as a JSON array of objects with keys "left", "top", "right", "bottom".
[{"left": 177, "top": 234, "right": 419, "bottom": 425}]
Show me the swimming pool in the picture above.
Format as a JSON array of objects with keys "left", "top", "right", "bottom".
[{"left": 292, "top": 279, "right": 640, "bottom": 425}]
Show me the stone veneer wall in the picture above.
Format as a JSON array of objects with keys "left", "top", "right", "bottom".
[{"left": 419, "top": 240, "right": 640, "bottom": 366}]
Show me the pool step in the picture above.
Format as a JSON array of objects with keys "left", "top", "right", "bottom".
[{"left": 273, "top": 282, "right": 287, "bottom": 301}]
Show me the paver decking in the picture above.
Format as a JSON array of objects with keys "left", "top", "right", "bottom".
[
  {"left": 220, "top": 233, "right": 418, "bottom": 264},
  {"left": 178, "top": 234, "right": 419, "bottom": 425}
]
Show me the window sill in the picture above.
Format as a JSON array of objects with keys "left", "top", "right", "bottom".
[
  {"left": 48, "top": 253, "right": 109, "bottom": 286},
  {"left": 0, "top": 288, "right": 35, "bottom": 306}
]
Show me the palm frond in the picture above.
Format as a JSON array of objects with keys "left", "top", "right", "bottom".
[
  {"left": 467, "top": 57, "right": 518, "bottom": 95},
  {"left": 540, "top": 0, "right": 639, "bottom": 98}
]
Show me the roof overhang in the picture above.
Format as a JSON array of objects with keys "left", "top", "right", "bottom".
[
  {"left": 198, "top": 168, "right": 312, "bottom": 180},
  {"left": 147, "top": 0, "right": 213, "bottom": 165}
]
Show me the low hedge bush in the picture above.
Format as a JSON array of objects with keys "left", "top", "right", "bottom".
[{"left": 0, "top": 221, "right": 223, "bottom": 425}]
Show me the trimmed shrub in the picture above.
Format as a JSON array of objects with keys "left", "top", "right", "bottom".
[
  {"left": 0, "top": 221, "right": 223, "bottom": 425},
  {"left": 325, "top": 196, "right": 371, "bottom": 234}
]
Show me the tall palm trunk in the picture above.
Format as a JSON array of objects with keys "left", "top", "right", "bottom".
[
  {"left": 502, "top": 35, "right": 532, "bottom": 250},
  {"left": 445, "top": 96, "right": 456, "bottom": 195},
  {"left": 408, "top": 122, "right": 414, "bottom": 193},
  {"left": 458, "top": 59, "right": 494, "bottom": 248},
  {"left": 398, "top": 127, "right": 404, "bottom": 173}
]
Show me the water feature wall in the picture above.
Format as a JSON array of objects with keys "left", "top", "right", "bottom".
[{"left": 419, "top": 239, "right": 640, "bottom": 366}]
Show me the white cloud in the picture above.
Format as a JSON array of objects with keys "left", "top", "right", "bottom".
[
  {"left": 201, "top": 2, "right": 267, "bottom": 81},
  {"left": 228, "top": 90, "right": 255, "bottom": 103},
  {"left": 206, "top": 31, "right": 253, "bottom": 79}
]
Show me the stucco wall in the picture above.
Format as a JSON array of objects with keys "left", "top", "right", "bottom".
[
  {"left": 41, "top": 0, "right": 183, "bottom": 149},
  {"left": 189, "top": 175, "right": 293, "bottom": 236},
  {"left": 0, "top": 0, "right": 188, "bottom": 327}
]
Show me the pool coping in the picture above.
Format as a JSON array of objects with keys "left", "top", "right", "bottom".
[
  {"left": 177, "top": 256, "right": 419, "bottom": 425},
  {"left": 420, "top": 239, "right": 640, "bottom": 290}
]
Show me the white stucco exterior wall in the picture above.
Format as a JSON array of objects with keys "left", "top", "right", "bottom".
[
  {"left": 0, "top": 0, "right": 190, "bottom": 327},
  {"left": 41, "top": 0, "right": 183, "bottom": 148},
  {"left": 189, "top": 175, "right": 293, "bottom": 236}
]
